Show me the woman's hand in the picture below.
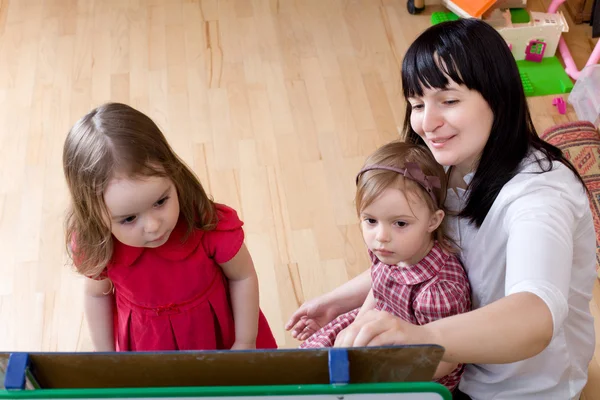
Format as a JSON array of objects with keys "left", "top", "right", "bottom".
[
  {"left": 335, "top": 293, "right": 554, "bottom": 366},
  {"left": 333, "top": 325, "right": 353, "bottom": 347},
  {"left": 333, "top": 309, "right": 427, "bottom": 348}
]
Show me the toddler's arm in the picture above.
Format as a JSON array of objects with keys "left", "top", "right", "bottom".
[
  {"left": 285, "top": 270, "right": 371, "bottom": 340},
  {"left": 220, "top": 244, "right": 260, "bottom": 349},
  {"left": 84, "top": 278, "right": 115, "bottom": 351}
]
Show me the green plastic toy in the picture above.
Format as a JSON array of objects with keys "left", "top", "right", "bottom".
[{"left": 430, "top": 11, "right": 574, "bottom": 97}]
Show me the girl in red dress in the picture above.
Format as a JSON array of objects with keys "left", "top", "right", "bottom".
[{"left": 63, "top": 102, "right": 277, "bottom": 352}]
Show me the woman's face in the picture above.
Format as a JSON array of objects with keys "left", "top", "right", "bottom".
[{"left": 407, "top": 80, "right": 494, "bottom": 174}]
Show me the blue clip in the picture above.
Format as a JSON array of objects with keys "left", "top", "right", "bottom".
[
  {"left": 4, "top": 353, "right": 29, "bottom": 390},
  {"left": 328, "top": 348, "right": 349, "bottom": 384}
]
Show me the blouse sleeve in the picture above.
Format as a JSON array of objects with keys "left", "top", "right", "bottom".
[
  {"left": 413, "top": 278, "right": 471, "bottom": 325},
  {"left": 202, "top": 203, "right": 245, "bottom": 264},
  {"left": 503, "top": 176, "right": 592, "bottom": 339}
]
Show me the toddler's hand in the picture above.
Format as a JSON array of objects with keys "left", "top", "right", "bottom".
[{"left": 285, "top": 296, "right": 340, "bottom": 341}]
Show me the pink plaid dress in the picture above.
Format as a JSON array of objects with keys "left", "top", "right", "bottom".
[{"left": 300, "top": 241, "right": 471, "bottom": 391}]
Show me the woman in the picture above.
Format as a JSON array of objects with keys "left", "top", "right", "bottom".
[{"left": 285, "top": 19, "right": 596, "bottom": 400}]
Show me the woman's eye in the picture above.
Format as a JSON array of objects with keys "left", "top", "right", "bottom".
[{"left": 395, "top": 221, "right": 407, "bottom": 228}]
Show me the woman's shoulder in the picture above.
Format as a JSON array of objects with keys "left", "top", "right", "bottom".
[
  {"left": 515, "top": 149, "right": 579, "bottom": 182},
  {"left": 501, "top": 150, "right": 587, "bottom": 203},
  {"left": 489, "top": 150, "right": 592, "bottom": 228}
]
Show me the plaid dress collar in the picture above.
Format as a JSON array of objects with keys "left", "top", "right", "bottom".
[{"left": 369, "top": 241, "right": 449, "bottom": 286}]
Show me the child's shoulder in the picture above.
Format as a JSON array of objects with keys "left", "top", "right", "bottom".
[
  {"left": 426, "top": 243, "right": 469, "bottom": 286},
  {"left": 209, "top": 203, "right": 244, "bottom": 232},
  {"left": 201, "top": 203, "right": 245, "bottom": 264},
  {"left": 416, "top": 244, "right": 471, "bottom": 314}
]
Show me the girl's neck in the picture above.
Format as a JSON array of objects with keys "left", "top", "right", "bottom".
[{"left": 397, "top": 238, "right": 435, "bottom": 267}]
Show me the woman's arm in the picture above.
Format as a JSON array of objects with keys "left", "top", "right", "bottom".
[
  {"left": 84, "top": 278, "right": 116, "bottom": 352},
  {"left": 336, "top": 179, "right": 588, "bottom": 366},
  {"left": 334, "top": 292, "right": 553, "bottom": 364},
  {"left": 220, "top": 244, "right": 260, "bottom": 349},
  {"left": 334, "top": 289, "right": 377, "bottom": 347},
  {"left": 433, "top": 362, "right": 459, "bottom": 379},
  {"left": 427, "top": 291, "right": 553, "bottom": 363},
  {"left": 355, "top": 289, "right": 376, "bottom": 320}
]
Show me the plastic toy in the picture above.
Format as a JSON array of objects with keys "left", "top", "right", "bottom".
[
  {"left": 429, "top": 0, "right": 599, "bottom": 97},
  {"left": 440, "top": 0, "right": 496, "bottom": 19},
  {"left": 423, "top": 0, "right": 528, "bottom": 19},
  {"left": 525, "top": 40, "right": 546, "bottom": 62},
  {"left": 548, "top": 0, "right": 600, "bottom": 80},
  {"left": 516, "top": 57, "right": 573, "bottom": 97},
  {"left": 496, "top": 11, "right": 568, "bottom": 61},
  {"left": 431, "top": 11, "right": 460, "bottom": 25},
  {"left": 552, "top": 96, "right": 567, "bottom": 114},
  {"left": 496, "top": 0, "right": 527, "bottom": 7}
]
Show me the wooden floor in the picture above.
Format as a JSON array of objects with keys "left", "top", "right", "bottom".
[{"left": 0, "top": 0, "right": 598, "bottom": 396}]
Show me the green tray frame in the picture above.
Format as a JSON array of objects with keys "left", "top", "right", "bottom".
[{"left": 0, "top": 382, "right": 451, "bottom": 399}]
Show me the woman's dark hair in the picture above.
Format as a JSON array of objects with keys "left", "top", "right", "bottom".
[{"left": 401, "top": 18, "right": 585, "bottom": 227}]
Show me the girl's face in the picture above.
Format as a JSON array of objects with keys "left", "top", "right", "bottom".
[
  {"left": 360, "top": 187, "right": 444, "bottom": 266},
  {"left": 103, "top": 175, "right": 180, "bottom": 248},
  {"left": 407, "top": 80, "right": 494, "bottom": 174}
]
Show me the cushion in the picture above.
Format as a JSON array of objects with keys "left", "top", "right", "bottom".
[{"left": 540, "top": 121, "right": 600, "bottom": 278}]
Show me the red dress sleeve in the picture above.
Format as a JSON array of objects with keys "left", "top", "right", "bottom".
[{"left": 202, "top": 203, "right": 245, "bottom": 264}]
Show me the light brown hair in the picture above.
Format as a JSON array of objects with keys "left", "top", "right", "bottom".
[
  {"left": 63, "top": 102, "right": 216, "bottom": 278},
  {"left": 355, "top": 140, "right": 455, "bottom": 253}
]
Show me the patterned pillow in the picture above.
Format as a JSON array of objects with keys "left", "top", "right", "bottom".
[{"left": 540, "top": 121, "right": 600, "bottom": 277}]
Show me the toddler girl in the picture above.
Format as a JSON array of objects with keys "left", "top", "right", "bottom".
[
  {"left": 64, "top": 102, "right": 277, "bottom": 352},
  {"left": 296, "top": 141, "right": 471, "bottom": 391}
]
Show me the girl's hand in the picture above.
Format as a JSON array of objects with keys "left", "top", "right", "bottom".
[
  {"left": 285, "top": 296, "right": 342, "bottom": 341},
  {"left": 231, "top": 341, "right": 257, "bottom": 350},
  {"left": 286, "top": 270, "right": 372, "bottom": 341},
  {"left": 333, "top": 309, "right": 426, "bottom": 348}
]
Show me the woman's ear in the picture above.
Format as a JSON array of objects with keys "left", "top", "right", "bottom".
[{"left": 427, "top": 209, "right": 445, "bottom": 233}]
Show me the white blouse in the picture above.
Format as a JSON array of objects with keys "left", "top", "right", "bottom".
[{"left": 445, "top": 151, "right": 597, "bottom": 399}]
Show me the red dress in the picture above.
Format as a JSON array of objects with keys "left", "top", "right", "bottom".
[{"left": 103, "top": 203, "right": 277, "bottom": 351}]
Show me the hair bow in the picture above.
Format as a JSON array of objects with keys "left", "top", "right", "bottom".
[{"left": 356, "top": 162, "right": 441, "bottom": 204}]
